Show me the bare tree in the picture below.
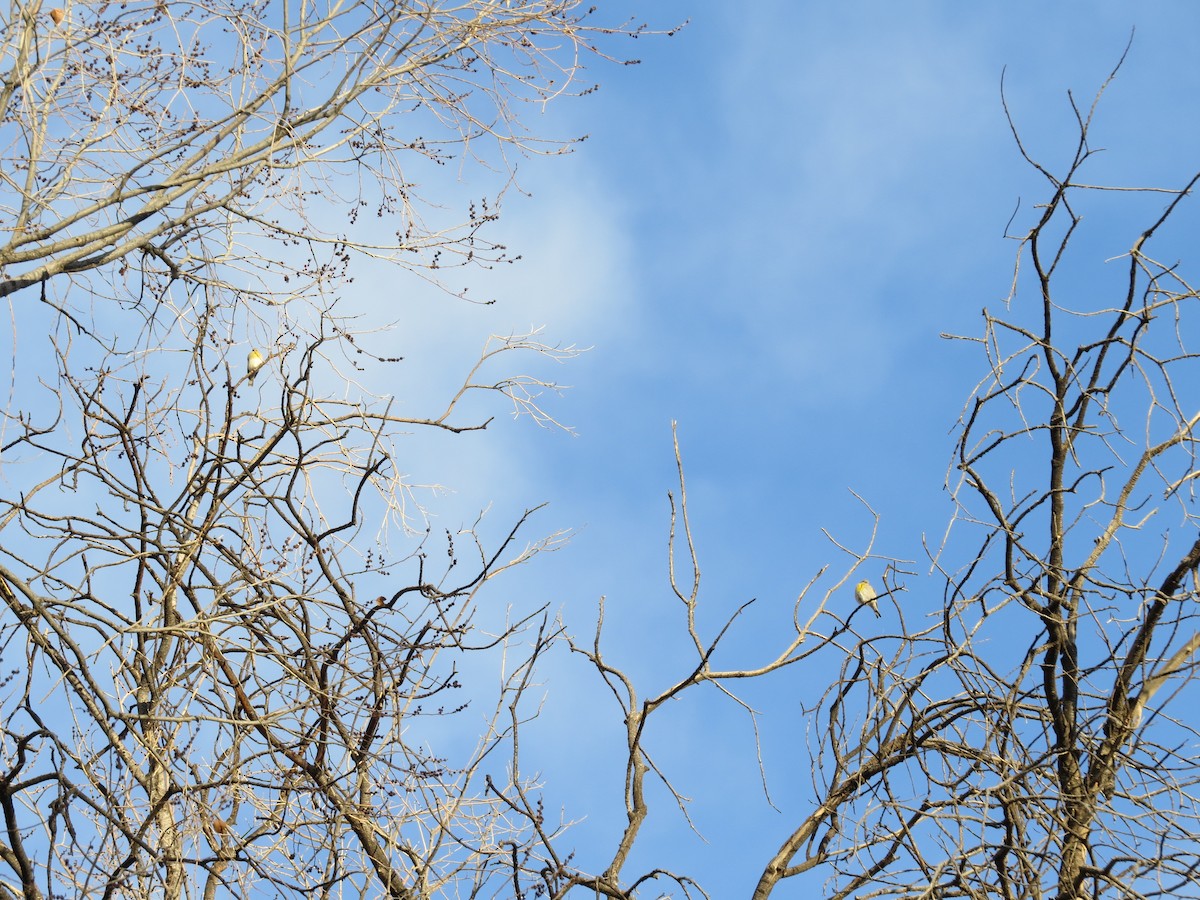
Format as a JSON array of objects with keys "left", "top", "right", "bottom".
[
  {"left": 0, "top": 2, "right": 676, "bottom": 897},
  {"left": 7, "top": 5, "right": 1197, "bottom": 898},
  {"left": 747, "top": 51, "right": 1200, "bottom": 899}
]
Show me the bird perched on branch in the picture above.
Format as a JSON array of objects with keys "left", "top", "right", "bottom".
[
  {"left": 246, "top": 348, "right": 265, "bottom": 383},
  {"left": 855, "top": 580, "right": 881, "bottom": 618}
]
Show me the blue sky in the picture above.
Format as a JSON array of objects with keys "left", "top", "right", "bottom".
[
  {"left": 346, "top": 3, "right": 1200, "bottom": 894},
  {"left": 7, "top": 1, "right": 1200, "bottom": 894}
]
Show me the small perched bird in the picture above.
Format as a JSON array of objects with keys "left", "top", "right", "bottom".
[
  {"left": 246, "top": 348, "right": 265, "bottom": 383},
  {"left": 855, "top": 580, "right": 881, "bottom": 618}
]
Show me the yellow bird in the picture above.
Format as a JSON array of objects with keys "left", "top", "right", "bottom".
[
  {"left": 246, "top": 348, "right": 265, "bottom": 383},
  {"left": 855, "top": 580, "right": 881, "bottom": 618}
]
